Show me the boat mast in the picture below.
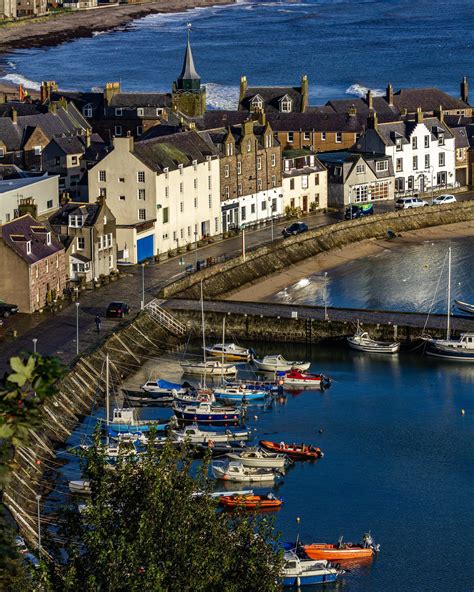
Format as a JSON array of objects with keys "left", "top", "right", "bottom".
[
  {"left": 201, "top": 280, "right": 207, "bottom": 387},
  {"left": 446, "top": 246, "right": 452, "bottom": 340},
  {"left": 106, "top": 353, "right": 110, "bottom": 445},
  {"left": 221, "top": 315, "right": 226, "bottom": 384}
]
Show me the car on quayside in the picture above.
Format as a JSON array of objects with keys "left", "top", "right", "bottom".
[
  {"left": 432, "top": 194, "right": 457, "bottom": 205},
  {"left": 106, "top": 302, "right": 130, "bottom": 318},
  {"left": 395, "top": 197, "right": 429, "bottom": 209},
  {"left": 282, "top": 222, "right": 308, "bottom": 237},
  {"left": 344, "top": 202, "right": 374, "bottom": 219},
  {"left": 0, "top": 301, "right": 19, "bottom": 318}
]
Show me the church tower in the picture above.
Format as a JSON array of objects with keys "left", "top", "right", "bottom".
[{"left": 172, "top": 25, "right": 206, "bottom": 117}]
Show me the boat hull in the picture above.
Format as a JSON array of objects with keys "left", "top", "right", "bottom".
[
  {"left": 303, "top": 544, "right": 374, "bottom": 561},
  {"left": 282, "top": 572, "right": 338, "bottom": 586},
  {"left": 347, "top": 338, "right": 400, "bottom": 354},
  {"left": 214, "top": 390, "right": 267, "bottom": 401},
  {"left": 226, "top": 453, "right": 287, "bottom": 469},
  {"left": 219, "top": 495, "right": 282, "bottom": 510},
  {"left": 180, "top": 363, "right": 237, "bottom": 376},
  {"left": 173, "top": 409, "right": 241, "bottom": 425},
  {"left": 254, "top": 360, "right": 311, "bottom": 372},
  {"left": 426, "top": 343, "right": 474, "bottom": 362},
  {"left": 260, "top": 440, "right": 323, "bottom": 460},
  {"left": 455, "top": 300, "right": 474, "bottom": 314}
]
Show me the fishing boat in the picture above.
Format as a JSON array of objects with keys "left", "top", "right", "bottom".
[
  {"left": 123, "top": 389, "right": 174, "bottom": 405},
  {"left": 260, "top": 440, "right": 323, "bottom": 460},
  {"left": 347, "top": 325, "right": 400, "bottom": 354},
  {"left": 171, "top": 424, "right": 250, "bottom": 444},
  {"left": 172, "top": 401, "right": 243, "bottom": 425},
  {"left": 253, "top": 354, "right": 311, "bottom": 372},
  {"left": 454, "top": 299, "right": 474, "bottom": 314},
  {"left": 105, "top": 408, "right": 170, "bottom": 433},
  {"left": 213, "top": 386, "right": 268, "bottom": 402},
  {"left": 69, "top": 480, "right": 91, "bottom": 495},
  {"left": 204, "top": 342, "right": 253, "bottom": 362},
  {"left": 212, "top": 460, "right": 282, "bottom": 483},
  {"left": 425, "top": 247, "right": 474, "bottom": 362},
  {"left": 302, "top": 533, "right": 380, "bottom": 562},
  {"left": 281, "top": 553, "right": 343, "bottom": 587},
  {"left": 219, "top": 492, "right": 283, "bottom": 510},
  {"left": 281, "top": 369, "right": 331, "bottom": 390},
  {"left": 180, "top": 360, "right": 238, "bottom": 376},
  {"left": 173, "top": 389, "right": 215, "bottom": 406},
  {"left": 195, "top": 442, "right": 248, "bottom": 456},
  {"left": 226, "top": 447, "right": 288, "bottom": 469},
  {"left": 141, "top": 379, "right": 189, "bottom": 395}
]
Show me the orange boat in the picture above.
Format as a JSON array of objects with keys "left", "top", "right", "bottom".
[
  {"left": 219, "top": 493, "right": 283, "bottom": 510},
  {"left": 303, "top": 534, "right": 380, "bottom": 561},
  {"left": 259, "top": 440, "right": 323, "bottom": 460}
]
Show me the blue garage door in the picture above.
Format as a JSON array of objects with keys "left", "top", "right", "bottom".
[{"left": 137, "top": 235, "right": 154, "bottom": 262}]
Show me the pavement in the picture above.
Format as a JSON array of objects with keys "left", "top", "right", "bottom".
[{"left": 1, "top": 194, "right": 473, "bottom": 373}]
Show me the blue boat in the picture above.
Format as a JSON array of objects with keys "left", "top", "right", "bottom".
[
  {"left": 104, "top": 408, "right": 170, "bottom": 434},
  {"left": 213, "top": 386, "right": 267, "bottom": 402},
  {"left": 282, "top": 553, "right": 343, "bottom": 587},
  {"left": 172, "top": 402, "right": 242, "bottom": 425}
]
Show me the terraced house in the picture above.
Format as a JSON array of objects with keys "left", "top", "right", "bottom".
[{"left": 88, "top": 131, "right": 221, "bottom": 263}]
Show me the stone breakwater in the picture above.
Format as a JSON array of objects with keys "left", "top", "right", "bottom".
[
  {"left": 159, "top": 202, "right": 474, "bottom": 301},
  {"left": 4, "top": 312, "right": 184, "bottom": 547}
]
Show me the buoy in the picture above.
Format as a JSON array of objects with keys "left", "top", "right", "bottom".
[
  {"left": 319, "top": 428, "right": 324, "bottom": 434},
  {"left": 254, "top": 415, "right": 258, "bottom": 421},
  {"left": 296, "top": 516, "right": 301, "bottom": 524},
  {"left": 461, "top": 409, "right": 465, "bottom": 415}
]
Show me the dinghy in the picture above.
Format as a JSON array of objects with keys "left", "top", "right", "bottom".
[
  {"left": 204, "top": 342, "right": 253, "bottom": 362},
  {"left": 253, "top": 354, "right": 310, "bottom": 372},
  {"left": 260, "top": 440, "right": 323, "bottom": 460},
  {"left": 212, "top": 460, "right": 282, "bottom": 483},
  {"left": 171, "top": 424, "right": 250, "bottom": 444},
  {"left": 226, "top": 447, "right": 287, "bottom": 469},
  {"left": 213, "top": 386, "right": 267, "bottom": 402},
  {"left": 69, "top": 480, "right": 91, "bottom": 495},
  {"left": 281, "top": 369, "right": 331, "bottom": 389},
  {"left": 303, "top": 533, "right": 380, "bottom": 562}
]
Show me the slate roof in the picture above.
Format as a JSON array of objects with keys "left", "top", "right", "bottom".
[
  {"left": 0, "top": 214, "right": 63, "bottom": 264},
  {"left": 132, "top": 131, "right": 217, "bottom": 173},
  {"left": 201, "top": 123, "right": 278, "bottom": 154},
  {"left": 374, "top": 117, "right": 453, "bottom": 147},
  {"left": 197, "top": 110, "right": 249, "bottom": 130},
  {"left": 239, "top": 86, "right": 303, "bottom": 113},
  {"left": 17, "top": 106, "right": 90, "bottom": 142},
  {"left": 0, "top": 102, "right": 46, "bottom": 117},
  {"left": 0, "top": 118, "right": 22, "bottom": 150},
  {"left": 266, "top": 111, "right": 369, "bottom": 132},
  {"left": 0, "top": 173, "right": 54, "bottom": 194},
  {"left": 317, "top": 151, "right": 393, "bottom": 182},
  {"left": 50, "top": 136, "right": 86, "bottom": 155},
  {"left": 49, "top": 202, "right": 101, "bottom": 227},
  {"left": 178, "top": 37, "right": 200, "bottom": 82},
  {"left": 450, "top": 126, "right": 470, "bottom": 148},
  {"left": 108, "top": 93, "right": 172, "bottom": 108},
  {"left": 325, "top": 96, "right": 399, "bottom": 118}
]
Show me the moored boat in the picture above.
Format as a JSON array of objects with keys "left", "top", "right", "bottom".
[
  {"left": 219, "top": 492, "right": 283, "bottom": 510},
  {"left": 253, "top": 354, "right": 310, "bottom": 372},
  {"left": 204, "top": 342, "right": 253, "bottom": 362},
  {"left": 172, "top": 401, "right": 243, "bottom": 425},
  {"left": 180, "top": 359, "right": 238, "bottom": 376},
  {"left": 347, "top": 327, "right": 400, "bottom": 354},
  {"left": 303, "top": 533, "right": 380, "bottom": 561},
  {"left": 226, "top": 447, "right": 287, "bottom": 469},
  {"left": 69, "top": 480, "right": 91, "bottom": 495},
  {"left": 123, "top": 389, "right": 174, "bottom": 405},
  {"left": 105, "top": 408, "right": 170, "bottom": 434},
  {"left": 213, "top": 386, "right": 267, "bottom": 402},
  {"left": 454, "top": 299, "right": 474, "bottom": 314},
  {"left": 140, "top": 379, "right": 188, "bottom": 395},
  {"left": 171, "top": 424, "right": 250, "bottom": 444},
  {"left": 281, "top": 553, "right": 344, "bottom": 587},
  {"left": 212, "top": 460, "right": 282, "bottom": 483},
  {"left": 260, "top": 440, "right": 323, "bottom": 460},
  {"left": 282, "top": 369, "right": 331, "bottom": 390}
]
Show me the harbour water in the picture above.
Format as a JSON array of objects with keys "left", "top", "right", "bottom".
[{"left": 2, "top": 0, "right": 473, "bottom": 106}]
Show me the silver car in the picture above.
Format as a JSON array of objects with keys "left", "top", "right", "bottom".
[
  {"left": 432, "top": 194, "right": 456, "bottom": 205},
  {"left": 395, "top": 197, "right": 429, "bottom": 209}
]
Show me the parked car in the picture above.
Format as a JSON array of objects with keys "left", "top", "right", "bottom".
[
  {"left": 0, "top": 302, "right": 19, "bottom": 318},
  {"left": 345, "top": 203, "right": 374, "bottom": 219},
  {"left": 432, "top": 194, "right": 456, "bottom": 205},
  {"left": 282, "top": 222, "right": 308, "bottom": 237},
  {"left": 395, "top": 197, "right": 429, "bottom": 209},
  {"left": 106, "top": 302, "right": 130, "bottom": 318}
]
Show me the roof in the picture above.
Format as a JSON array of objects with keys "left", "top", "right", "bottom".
[
  {"left": 450, "top": 126, "right": 470, "bottom": 148},
  {"left": 317, "top": 150, "right": 393, "bottom": 182},
  {"left": 133, "top": 131, "right": 216, "bottom": 173},
  {"left": 178, "top": 35, "right": 200, "bottom": 82},
  {"left": 49, "top": 136, "right": 86, "bottom": 155},
  {"left": 108, "top": 93, "right": 172, "bottom": 108},
  {"left": 200, "top": 122, "right": 278, "bottom": 154},
  {"left": 266, "top": 111, "right": 368, "bottom": 132},
  {"left": 0, "top": 118, "right": 22, "bottom": 150},
  {"left": 0, "top": 102, "right": 46, "bottom": 117},
  {"left": 17, "top": 106, "right": 90, "bottom": 142},
  {"left": 374, "top": 117, "right": 453, "bottom": 146},
  {"left": 325, "top": 96, "right": 399, "bottom": 118},
  {"left": 0, "top": 214, "right": 63, "bottom": 264},
  {"left": 240, "top": 86, "right": 303, "bottom": 113},
  {"left": 0, "top": 173, "right": 54, "bottom": 194},
  {"left": 197, "top": 110, "right": 249, "bottom": 130},
  {"left": 49, "top": 202, "right": 101, "bottom": 227},
  {"left": 392, "top": 88, "right": 470, "bottom": 112}
]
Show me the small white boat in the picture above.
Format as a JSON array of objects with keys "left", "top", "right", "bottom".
[
  {"left": 253, "top": 354, "right": 310, "bottom": 372},
  {"left": 212, "top": 460, "right": 282, "bottom": 483},
  {"left": 454, "top": 299, "right": 474, "bottom": 315},
  {"left": 69, "top": 480, "right": 91, "bottom": 495},
  {"left": 347, "top": 328, "right": 400, "bottom": 354},
  {"left": 141, "top": 379, "right": 188, "bottom": 395},
  {"left": 171, "top": 424, "right": 250, "bottom": 444},
  {"left": 226, "top": 447, "right": 287, "bottom": 469},
  {"left": 180, "top": 360, "right": 238, "bottom": 376},
  {"left": 204, "top": 342, "right": 253, "bottom": 362},
  {"left": 282, "top": 553, "right": 343, "bottom": 587}
]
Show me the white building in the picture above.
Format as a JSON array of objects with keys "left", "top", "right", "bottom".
[
  {"left": 0, "top": 173, "right": 59, "bottom": 225},
  {"left": 88, "top": 132, "right": 222, "bottom": 263},
  {"left": 282, "top": 151, "right": 328, "bottom": 212},
  {"left": 355, "top": 110, "right": 456, "bottom": 196}
]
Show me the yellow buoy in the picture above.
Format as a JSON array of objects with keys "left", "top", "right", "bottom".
[{"left": 461, "top": 409, "right": 465, "bottom": 415}]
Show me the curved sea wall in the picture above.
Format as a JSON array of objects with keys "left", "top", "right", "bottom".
[{"left": 160, "top": 201, "right": 474, "bottom": 300}]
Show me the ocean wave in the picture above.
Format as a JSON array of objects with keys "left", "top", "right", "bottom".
[
  {"left": 345, "top": 83, "right": 384, "bottom": 98},
  {"left": 7, "top": 61, "right": 16, "bottom": 70},
  {"left": 205, "top": 82, "right": 239, "bottom": 110},
  {"left": 92, "top": 30, "right": 108, "bottom": 37},
  {"left": 1, "top": 73, "right": 41, "bottom": 91}
]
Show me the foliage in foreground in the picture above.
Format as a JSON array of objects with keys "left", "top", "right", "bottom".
[{"left": 44, "top": 436, "right": 283, "bottom": 592}]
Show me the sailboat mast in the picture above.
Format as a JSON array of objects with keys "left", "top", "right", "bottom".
[
  {"left": 200, "top": 280, "right": 207, "bottom": 386},
  {"left": 446, "top": 246, "right": 452, "bottom": 340},
  {"left": 221, "top": 315, "right": 226, "bottom": 383},
  {"left": 106, "top": 354, "right": 110, "bottom": 445}
]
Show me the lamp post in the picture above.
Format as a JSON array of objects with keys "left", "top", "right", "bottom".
[
  {"left": 75, "top": 302, "right": 80, "bottom": 356},
  {"left": 429, "top": 165, "right": 435, "bottom": 202},
  {"left": 141, "top": 263, "right": 145, "bottom": 310},
  {"left": 194, "top": 230, "right": 198, "bottom": 269},
  {"left": 268, "top": 196, "right": 274, "bottom": 242},
  {"left": 35, "top": 494, "right": 41, "bottom": 555},
  {"left": 324, "top": 272, "right": 328, "bottom": 321},
  {"left": 32, "top": 338, "right": 37, "bottom": 354},
  {"left": 241, "top": 224, "right": 246, "bottom": 262}
]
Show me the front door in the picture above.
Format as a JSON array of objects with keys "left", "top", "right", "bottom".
[
  {"left": 419, "top": 176, "right": 424, "bottom": 194},
  {"left": 302, "top": 195, "right": 308, "bottom": 212}
]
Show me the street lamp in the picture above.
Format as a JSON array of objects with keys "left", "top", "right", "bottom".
[
  {"left": 35, "top": 494, "right": 41, "bottom": 555},
  {"left": 268, "top": 196, "right": 274, "bottom": 242},
  {"left": 324, "top": 272, "right": 328, "bottom": 321},
  {"left": 141, "top": 263, "right": 145, "bottom": 310},
  {"left": 194, "top": 231, "right": 199, "bottom": 269},
  {"left": 32, "top": 338, "right": 37, "bottom": 354},
  {"left": 75, "top": 302, "right": 80, "bottom": 356}
]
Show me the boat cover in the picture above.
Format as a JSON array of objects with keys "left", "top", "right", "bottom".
[{"left": 157, "top": 379, "right": 183, "bottom": 390}]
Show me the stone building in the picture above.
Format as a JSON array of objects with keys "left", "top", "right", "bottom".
[
  {"left": 171, "top": 29, "right": 206, "bottom": 118},
  {"left": 202, "top": 118, "right": 282, "bottom": 231},
  {"left": 0, "top": 0, "right": 16, "bottom": 17},
  {"left": 0, "top": 173, "right": 59, "bottom": 225},
  {"left": 16, "top": 0, "right": 47, "bottom": 16},
  {"left": 282, "top": 150, "right": 328, "bottom": 213},
  {"left": 238, "top": 75, "right": 309, "bottom": 114},
  {"left": 0, "top": 214, "right": 66, "bottom": 313}
]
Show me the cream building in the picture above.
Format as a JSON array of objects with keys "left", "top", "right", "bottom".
[
  {"left": 282, "top": 151, "right": 328, "bottom": 212},
  {"left": 88, "top": 132, "right": 221, "bottom": 263}
]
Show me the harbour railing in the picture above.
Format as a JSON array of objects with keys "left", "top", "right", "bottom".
[{"left": 145, "top": 299, "right": 187, "bottom": 336}]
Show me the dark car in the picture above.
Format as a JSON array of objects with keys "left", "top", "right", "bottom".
[
  {"left": 282, "top": 222, "right": 308, "bottom": 237},
  {"left": 106, "top": 302, "right": 130, "bottom": 318},
  {"left": 344, "top": 203, "right": 374, "bottom": 220},
  {"left": 0, "top": 302, "right": 19, "bottom": 318}
]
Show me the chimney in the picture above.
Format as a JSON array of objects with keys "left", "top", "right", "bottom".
[
  {"left": 243, "top": 119, "right": 254, "bottom": 137},
  {"left": 259, "top": 111, "right": 266, "bottom": 126},
  {"left": 416, "top": 106, "right": 424, "bottom": 123},
  {"left": 40, "top": 80, "right": 58, "bottom": 104},
  {"left": 386, "top": 83, "right": 393, "bottom": 106},
  {"left": 126, "top": 130, "right": 134, "bottom": 152},
  {"left": 19, "top": 84, "right": 26, "bottom": 102},
  {"left": 460, "top": 76, "right": 468, "bottom": 103},
  {"left": 366, "top": 90, "right": 373, "bottom": 110},
  {"left": 436, "top": 105, "right": 444, "bottom": 123},
  {"left": 11, "top": 107, "right": 17, "bottom": 124},
  {"left": 104, "top": 82, "right": 121, "bottom": 106},
  {"left": 300, "top": 74, "right": 308, "bottom": 113},
  {"left": 367, "top": 111, "right": 378, "bottom": 130},
  {"left": 239, "top": 75, "right": 248, "bottom": 105},
  {"left": 49, "top": 102, "right": 57, "bottom": 114},
  {"left": 85, "top": 127, "right": 91, "bottom": 148}
]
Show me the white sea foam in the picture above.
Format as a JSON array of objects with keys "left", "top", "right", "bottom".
[
  {"left": 205, "top": 82, "right": 239, "bottom": 110},
  {"left": 1, "top": 73, "right": 41, "bottom": 91},
  {"left": 345, "top": 83, "right": 384, "bottom": 98},
  {"left": 7, "top": 61, "right": 16, "bottom": 70}
]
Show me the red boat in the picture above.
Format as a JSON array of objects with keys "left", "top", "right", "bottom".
[
  {"left": 282, "top": 369, "right": 330, "bottom": 390},
  {"left": 303, "top": 533, "right": 380, "bottom": 561},
  {"left": 219, "top": 493, "right": 283, "bottom": 510},
  {"left": 259, "top": 440, "right": 323, "bottom": 460}
]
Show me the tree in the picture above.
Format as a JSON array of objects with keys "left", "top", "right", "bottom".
[{"left": 45, "top": 435, "right": 283, "bottom": 592}]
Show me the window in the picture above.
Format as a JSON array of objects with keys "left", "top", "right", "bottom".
[
  {"left": 187, "top": 226, "right": 191, "bottom": 237},
  {"left": 208, "top": 195, "right": 212, "bottom": 208},
  {"left": 99, "top": 188, "right": 107, "bottom": 198},
  {"left": 138, "top": 209, "right": 146, "bottom": 221},
  {"left": 179, "top": 164, "right": 183, "bottom": 175},
  {"left": 164, "top": 167, "right": 169, "bottom": 179},
  {"left": 192, "top": 160, "right": 197, "bottom": 171},
  {"left": 301, "top": 175, "right": 309, "bottom": 189},
  {"left": 336, "top": 132, "right": 342, "bottom": 143},
  {"left": 438, "top": 133, "right": 444, "bottom": 146},
  {"left": 271, "top": 154, "right": 276, "bottom": 167},
  {"left": 439, "top": 152, "right": 445, "bottom": 167},
  {"left": 334, "top": 166, "right": 342, "bottom": 176},
  {"left": 194, "top": 179, "right": 198, "bottom": 190},
  {"left": 0, "top": 148, "right": 5, "bottom": 158},
  {"left": 412, "top": 136, "right": 417, "bottom": 149},
  {"left": 425, "top": 154, "right": 430, "bottom": 169},
  {"left": 376, "top": 161, "right": 388, "bottom": 172},
  {"left": 47, "top": 199, "right": 53, "bottom": 209},
  {"left": 303, "top": 132, "right": 311, "bottom": 141},
  {"left": 272, "top": 175, "right": 276, "bottom": 187},
  {"left": 115, "top": 108, "right": 123, "bottom": 116},
  {"left": 71, "top": 156, "right": 78, "bottom": 165},
  {"left": 156, "top": 108, "right": 164, "bottom": 116},
  {"left": 251, "top": 204, "right": 255, "bottom": 214},
  {"left": 424, "top": 135, "right": 430, "bottom": 148},
  {"left": 287, "top": 132, "right": 294, "bottom": 143},
  {"left": 180, "top": 201, "right": 184, "bottom": 213},
  {"left": 224, "top": 164, "right": 230, "bottom": 178},
  {"left": 69, "top": 215, "right": 84, "bottom": 228},
  {"left": 224, "top": 186, "right": 230, "bottom": 199},
  {"left": 180, "top": 228, "right": 184, "bottom": 239},
  {"left": 114, "top": 126, "right": 122, "bottom": 136},
  {"left": 261, "top": 200, "right": 267, "bottom": 211},
  {"left": 290, "top": 179, "right": 295, "bottom": 190},
  {"left": 257, "top": 179, "right": 263, "bottom": 191},
  {"left": 215, "top": 217, "right": 219, "bottom": 232},
  {"left": 83, "top": 106, "right": 92, "bottom": 118},
  {"left": 194, "top": 197, "right": 198, "bottom": 208},
  {"left": 109, "top": 255, "right": 114, "bottom": 269},
  {"left": 26, "top": 240, "right": 31, "bottom": 255},
  {"left": 77, "top": 237, "right": 85, "bottom": 250},
  {"left": 280, "top": 98, "right": 292, "bottom": 112},
  {"left": 34, "top": 146, "right": 42, "bottom": 155},
  {"left": 241, "top": 206, "right": 246, "bottom": 221},
  {"left": 226, "top": 143, "right": 234, "bottom": 157},
  {"left": 208, "top": 176, "right": 212, "bottom": 190},
  {"left": 272, "top": 198, "right": 277, "bottom": 212},
  {"left": 137, "top": 108, "right": 144, "bottom": 117},
  {"left": 247, "top": 141, "right": 252, "bottom": 153},
  {"left": 180, "top": 182, "right": 183, "bottom": 193},
  {"left": 137, "top": 126, "right": 143, "bottom": 136},
  {"left": 99, "top": 170, "right": 106, "bottom": 182},
  {"left": 165, "top": 187, "right": 169, "bottom": 198},
  {"left": 237, "top": 183, "right": 242, "bottom": 196},
  {"left": 257, "top": 156, "right": 262, "bottom": 170},
  {"left": 119, "top": 195, "right": 125, "bottom": 201},
  {"left": 98, "top": 235, "right": 104, "bottom": 250},
  {"left": 46, "top": 260, "right": 49, "bottom": 273},
  {"left": 413, "top": 156, "right": 418, "bottom": 170},
  {"left": 396, "top": 158, "right": 403, "bottom": 172},
  {"left": 356, "top": 164, "right": 365, "bottom": 174},
  {"left": 237, "top": 161, "right": 242, "bottom": 175},
  {"left": 265, "top": 134, "right": 272, "bottom": 148},
  {"left": 108, "top": 233, "right": 113, "bottom": 247},
  {"left": 251, "top": 96, "right": 263, "bottom": 111},
  {"left": 138, "top": 189, "right": 146, "bottom": 200},
  {"left": 35, "top": 266, "right": 39, "bottom": 279},
  {"left": 315, "top": 174, "right": 319, "bottom": 185},
  {"left": 396, "top": 138, "right": 403, "bottom": 151},
  {"left": 137, "top": 171, "right": 145, "bottom": 183},
  {"left": 321, "top": 132, "right": 326, "bottom": 141},
  {"left": 46, "top": 232, "right": 51, "bottom": 246},
  {"left": 353, "top": 184, "right": 369, "bottom": 203},
  {"left": 163, "top": 207, "right": 169, "bottom": 223}
]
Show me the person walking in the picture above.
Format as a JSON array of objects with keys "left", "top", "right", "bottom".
[{"left": 95, "top": 315, "right": 102, "bottom": 333}]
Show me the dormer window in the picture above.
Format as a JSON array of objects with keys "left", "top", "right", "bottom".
[
  {"left": 83, "top": 105, "right": 93, "bottom": 118},
  {"left": 226, "top": 143, "right": 234, "bottom": 157},
  {"left": 46, "top": 232, "right": 51, "bottom": 246},
  {"left": 279, "top": 95, "right": 293, "bottom": 113},
  {"left": 250, "top": 95, "right": 264, "bottom": 112},
  {"left": 26, "top": 240, "right": 31, "bottom": 255},
  {"left": 115, "top": 108, "right": 123, "bottom": 117},
  {"left": 69, "top": 215, "right": 84, "bottom": 228},
  {"left": 137, "top": 108, "right": 144, "bottom": 117},
  {"left": 395, "top": 137, "right": 403, "bottom": 151},
  {"left": 438, "top": 132, "right": 445, "bottom": 146}
]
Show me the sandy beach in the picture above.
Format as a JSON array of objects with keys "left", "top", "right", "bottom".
[
  {"left": 229, "top": 220, "right": 474, "bottom": 302},
  {"left": 0, "top": 0, "right": 234, "bottom": 56}
]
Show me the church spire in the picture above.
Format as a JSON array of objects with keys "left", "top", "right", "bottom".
[{"left": 176, "top": 23, "right": 201, "bottom": 91}]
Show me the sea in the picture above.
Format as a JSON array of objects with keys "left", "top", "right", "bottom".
[{"left": 1, "top": 0, "right": 473, "bottom": 109}]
